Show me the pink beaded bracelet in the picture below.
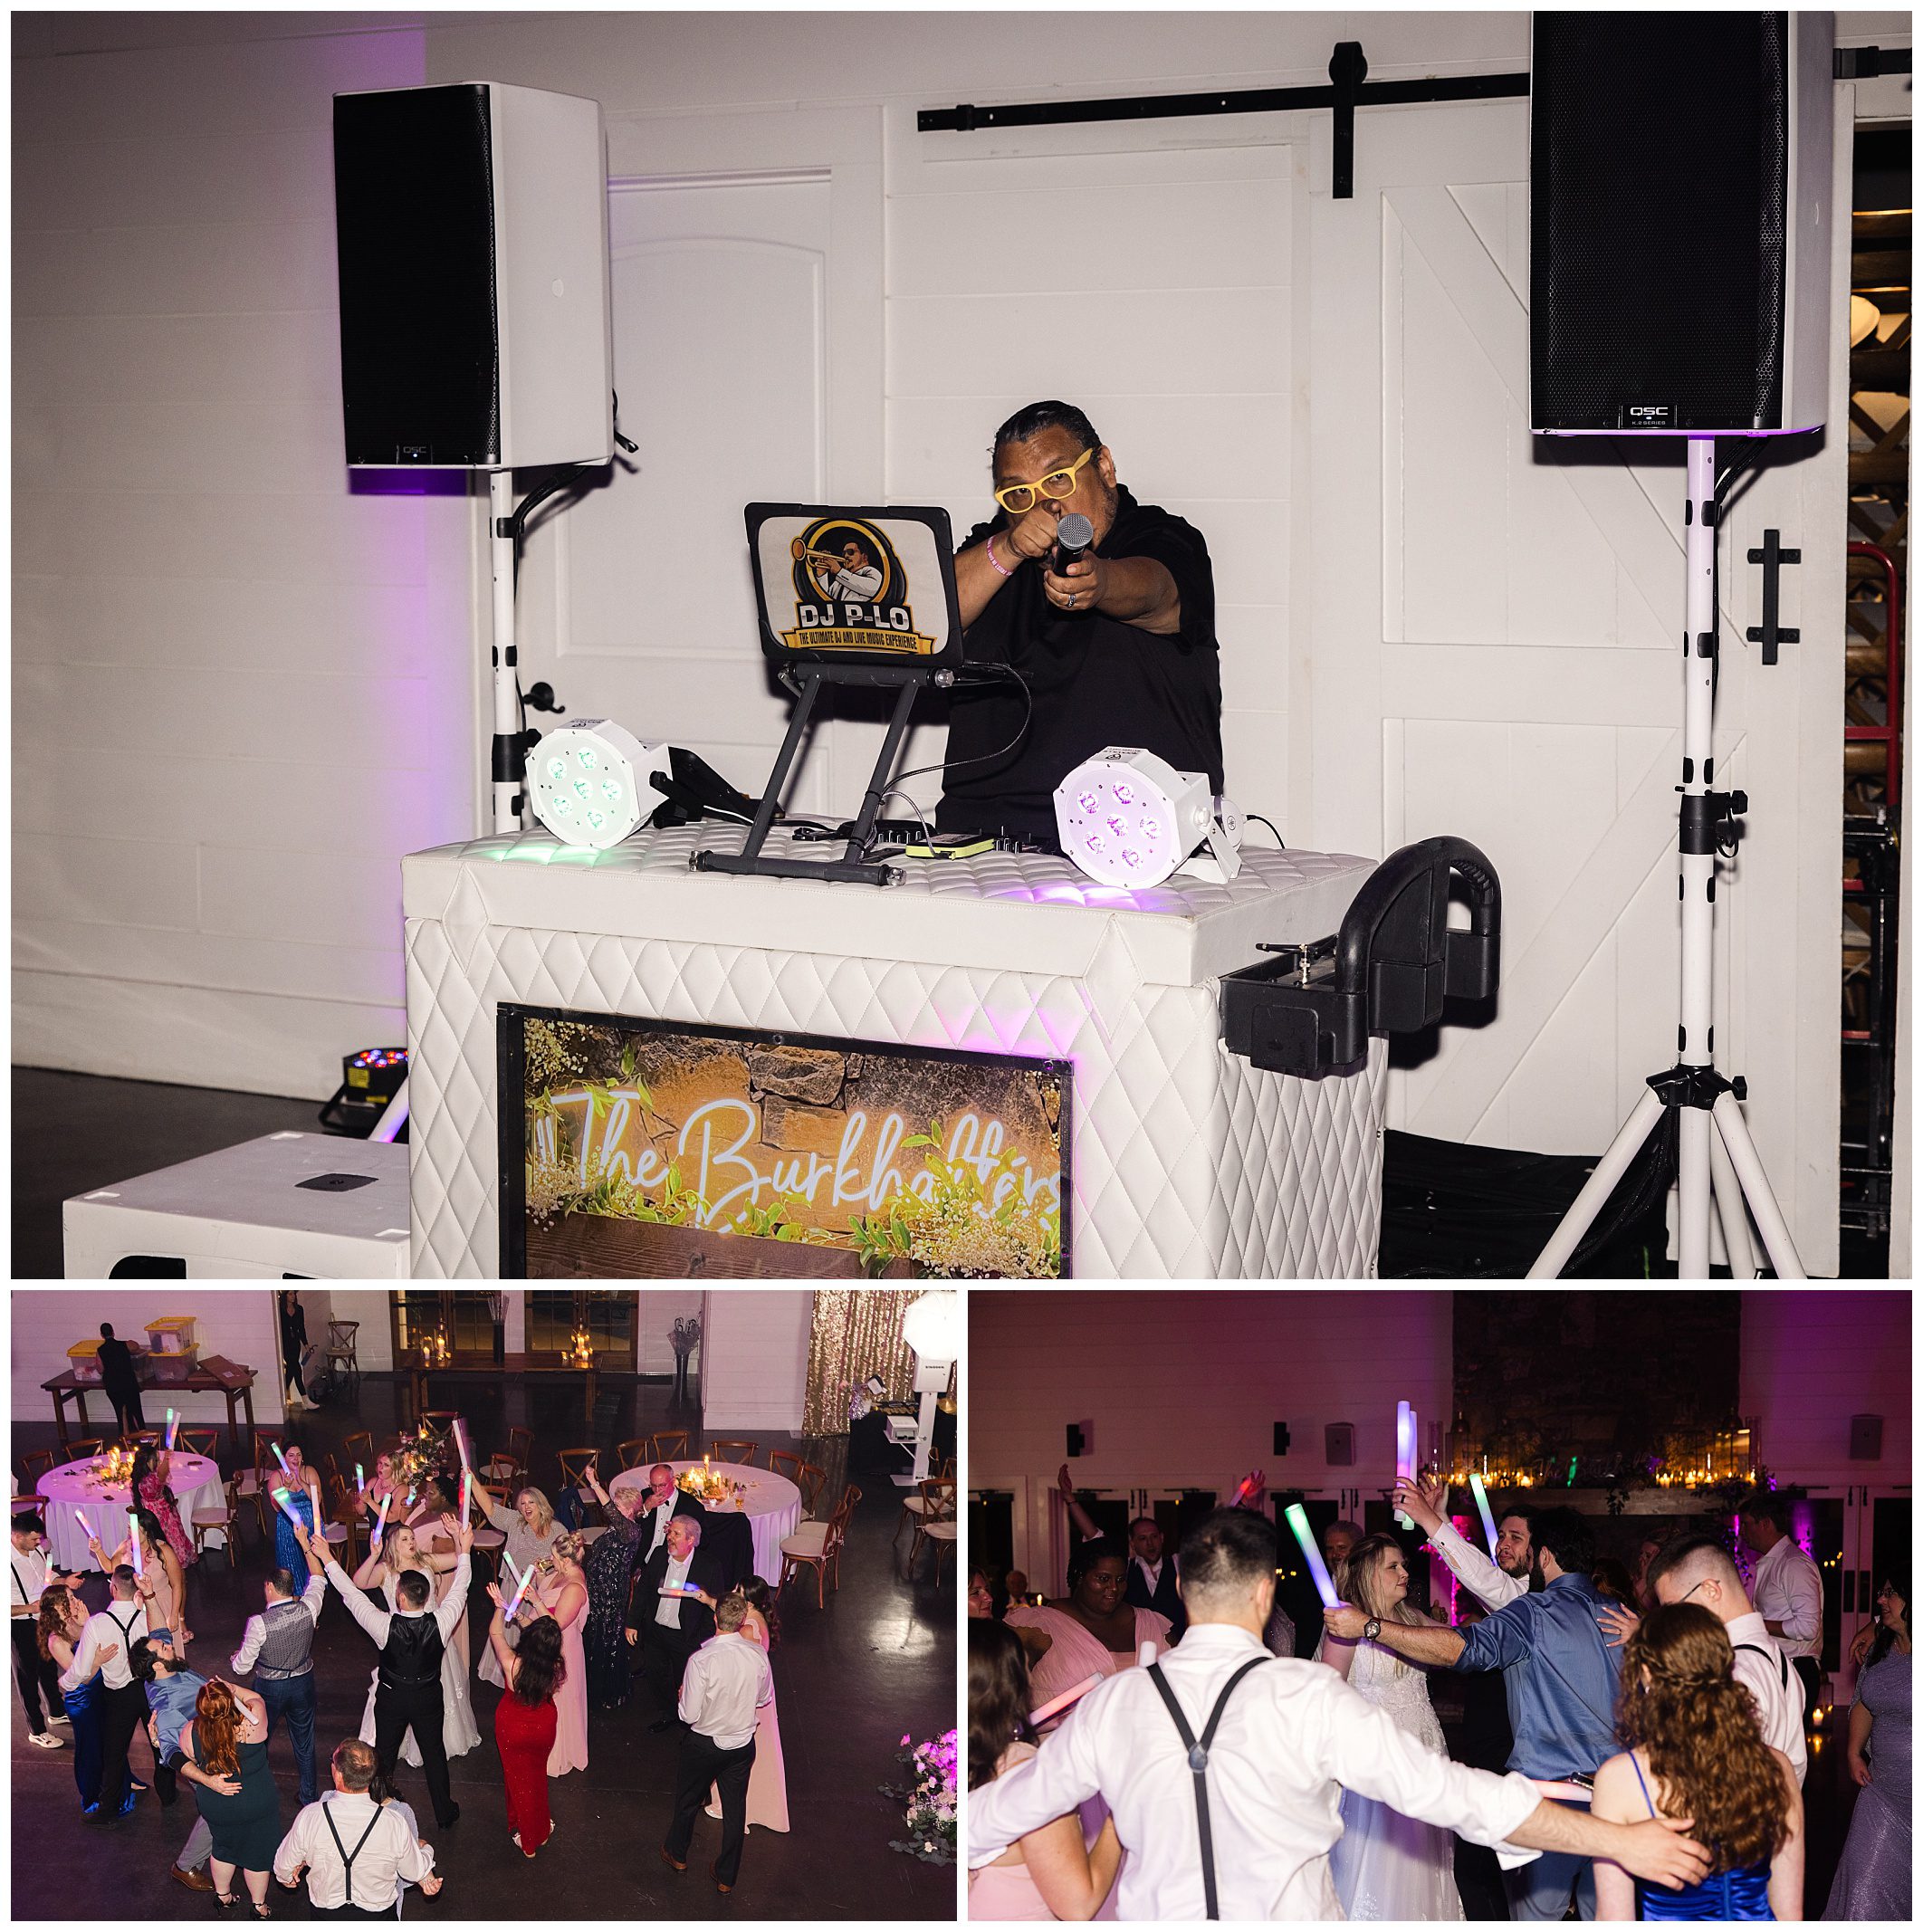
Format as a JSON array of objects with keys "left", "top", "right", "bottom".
[{"left": 983, "top": 532, "right": 1015, "bottom": 579}]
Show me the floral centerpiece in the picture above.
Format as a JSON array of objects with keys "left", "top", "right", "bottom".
[
  {"left": 389, "top": 1419, "right": 456, "bottom": 1502},
  {"left": 676, "top": 1466, "right": 747, "bottom": 1507},
  {"left": 883, "top": 1727, "right": 957, "bottom": 1865}
]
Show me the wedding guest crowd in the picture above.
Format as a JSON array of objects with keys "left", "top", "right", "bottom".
[
  {"left": 971, "top": 1466, "right": 1889, "bottom": 1920},
  {"left": 16, "top": 1421, "right": 800, "bottom": 1908}
]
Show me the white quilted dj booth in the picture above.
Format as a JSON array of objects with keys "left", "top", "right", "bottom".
[{"left": 402, "top": 826, "right": 1386, "bottom": 1278}]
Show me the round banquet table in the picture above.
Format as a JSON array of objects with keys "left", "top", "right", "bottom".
[
  {"left": 35, "top": 1451, "right": 225, "bottom": 1569},
  {"left": 609, "top": 1459, "right": 802, "bottom": 1585}
]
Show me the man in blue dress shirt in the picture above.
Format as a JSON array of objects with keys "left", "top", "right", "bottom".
[{"left": 1325, "top": 1505, "right": 1622, "bottom": 1920}]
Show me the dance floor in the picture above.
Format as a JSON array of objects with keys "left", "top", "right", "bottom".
[{"left": 11, "top": 1372, "right": 956, "bottom": 1919}]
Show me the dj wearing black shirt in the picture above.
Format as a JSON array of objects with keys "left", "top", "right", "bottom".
[{"left": 938, "top": 400, "right": 1223, "bottom": 840}]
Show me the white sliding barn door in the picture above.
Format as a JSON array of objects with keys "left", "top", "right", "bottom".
[{"left": 1303, "top": 101, "right": 1845, "bottom": 1272}]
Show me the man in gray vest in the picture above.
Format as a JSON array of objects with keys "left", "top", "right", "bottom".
[{"left": 232, "top": 1564, "right": 327, "bottom": 1803}]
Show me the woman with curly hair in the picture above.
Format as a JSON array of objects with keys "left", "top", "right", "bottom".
[
  {"left": 38, "top": 1584, "right": 104, "bottom": 1811},
  {"left": 1591, "top": 1602, "right": 1802, "bottom": 1920},
  {"left": 1822, "top": 1566, "right": 1909, "bottom": 1920},
  {"left": 967, "top": 1618, "right": 1120, "bottom": 1919}
]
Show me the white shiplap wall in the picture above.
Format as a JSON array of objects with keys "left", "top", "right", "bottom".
[
  {"left": 698, "top": 1289, "right": 812, "bottom": 1433},
  {"left": 971, "top": 1288, "right": 1453, "bottom": 1580},
  {"left": 13, "top": 19, "right": 477, "bottom": 1097},
  {"left": 10, "top": 1285, "right": 286, "bottom": 1430},
  {"left": 1740, "top": 1289, "right": 1912, "bottom": 1488}
]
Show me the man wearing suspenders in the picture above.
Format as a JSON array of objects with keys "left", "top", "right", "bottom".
[
  {"left": 11, "top": 1513, "right": 81, "bottom": 1750},
  {"left": 56, "top": 1564, "right": 149, "bottom": 1816},
  {"left": 1600, "top": 1534, "right": 1807, "bottom": 1785},
  {"left": 971, "top": 1509, "right": 1718, "bottom": 1920},
  {"left": 273, "top": 1738, "right": 441, "bottom": 1918}
]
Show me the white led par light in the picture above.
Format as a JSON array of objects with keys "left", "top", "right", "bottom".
[
  {"left": 1053, "top": 747, "right": 1241, "bottom": 888},
  {"left": 528, "top": 719, "right": 667, "bottom": 850}
]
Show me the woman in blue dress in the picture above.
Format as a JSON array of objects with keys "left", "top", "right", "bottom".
[
  {"left": 272, "top": 1441, "right": 322, "bottom": 1592},
  {"left": 38, "top": 1584, "right": 104, "bottom": 1811},
  {"left": 1591, "top": 1602, "right": 1803, "bottom": 1920}
]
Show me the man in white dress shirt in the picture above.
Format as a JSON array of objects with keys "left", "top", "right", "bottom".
[
  {"left": 1604, "top": 1534, "right": 1805, "bottom": 1784},
  {"left": 1394, "top": 1476, "right": 1534, "bottom": 1612},
  {"left": 970, "top": 1508, "right": 1713, "bottom": 1920},
  {"left": 661, "top": 1592, "right": 773, "bottom": 1895},
  {"left": 1737, "top": 1488, "right": 1824, "bottom": 1713},
  {"left": 59, "top": 1563, "right": 151, "bottom": 1816},
  {"left": 11, "top": 1513, "right": 82, "bottom": 1750},
  {"left": 273, "top": 1737, "right": 442, "bottom": 1918}
]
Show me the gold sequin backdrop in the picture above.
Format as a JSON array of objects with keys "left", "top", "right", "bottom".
[{"left": 804, "top": 1288, "right": 925, "bottom": 1436}]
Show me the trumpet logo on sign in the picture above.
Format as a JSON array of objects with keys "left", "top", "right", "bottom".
[{"left": 780, "top": 517, "right": 936, "bottom": 656}]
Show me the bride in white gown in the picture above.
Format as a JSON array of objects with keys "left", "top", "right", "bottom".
[
  {"left": 351, "top": 1521, "right": 482, "bottom": 1764},
  {"left": 1315, "top": 1534, "right": 1464, "bottom": 1920}
]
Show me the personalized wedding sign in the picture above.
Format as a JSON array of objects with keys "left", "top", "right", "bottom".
[{"left": 502, "top": 1007, "right": 1070, "bottom": 1279}]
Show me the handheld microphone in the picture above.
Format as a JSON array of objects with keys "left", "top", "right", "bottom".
[{"left": 1054, "top": 512, "right": 1094, "bottom": 587}]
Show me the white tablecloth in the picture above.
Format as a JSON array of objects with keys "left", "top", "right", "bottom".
[
  {"left": 35, "top": 1453, "right": 225, "bottom": 1569},
  {"left": 610, "top": 1459, "right": 802, "bottom": 1584}
]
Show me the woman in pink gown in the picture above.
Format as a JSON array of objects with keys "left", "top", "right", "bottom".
[
  {"left": 532, "top": 1533, "right": 589, "bottom": 1776},
  {"left": 1002, "top": 1544, "right": 1170, "bottom": 1731},
  {"left": 968, "top": 1621, "right": 1119, "bottom": 1920},
  {"left": 704, "top": 1579, "right": 789, "bottom": 1833}
]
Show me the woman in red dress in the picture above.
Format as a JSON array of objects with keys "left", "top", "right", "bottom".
[{"left": 484, "top": 1583, "right": 563, "bottom": 1857}]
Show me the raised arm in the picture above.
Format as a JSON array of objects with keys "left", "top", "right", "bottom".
[
  {"left": 1057, "top": 1464, "right": 1101, "bottom": 1543},
  {"left": 318, "top": 1545, "right": 391, "bottom": 1647},
  {"left": 483, "top": 1586, "right": 521, "bottom": 1686},
  {"left": 970, "top": 1704, "right": 1108, "bottom": 1867},
  {"left": 1325, "top": 1604, "right": 1469, "bottom": 1668},
  {"left": 1395, "top": 1478, "right": 1526, "bottom": 1612}
]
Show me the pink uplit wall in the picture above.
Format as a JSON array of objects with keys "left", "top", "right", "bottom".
[
  {"left": 971, "top": 1289, "right": 1454, "bottom": 1583},
  {"left": 1739, "top": 1289, "right": 1910, "bottom": 1487}
]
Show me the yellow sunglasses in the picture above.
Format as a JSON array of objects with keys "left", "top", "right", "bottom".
[{"left": 993, "top": 445, "right": 1098, "bottom": 515}]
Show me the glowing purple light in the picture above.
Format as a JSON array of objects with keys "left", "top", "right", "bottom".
[
  {"left": 1076, "top": 791, "right": 1097, "bottom": 814},
  {"left": 1112, "top": 783, "right": 1134, "bottom": 806}
]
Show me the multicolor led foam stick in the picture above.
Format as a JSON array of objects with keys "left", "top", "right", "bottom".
[
  {"left": 371, "top": 1491, "right": 391, "bottom": 1549},
  {"left": 165, "top": 1409, "right": 178, "bottom": 1450},
  {"left": 271, "top": 1487, "right": 298, "bottom": 1524},
  {"left": 1138, "top": 1640, "right": 1157, "bottom": 1669},
  {"left": 504, "top": 1561, "right": 539, "bottom": 1619},
  {"left": 355, "top": 1464, "right": 365, "bottom": 1494},
  {"left": 1469, "top": 1473, "right": 1500, "bottom": 1558},
  {"left": 127, "top": 1508, "right": 143, "bottom": 1576},
  {"left": 272, "top": 1442, "right": 292, "bottom": 1477},
  {"left": 1028, "top": 1673, "right": 1102, "bottom": 1727},
  {"left": 1286, "top": 1503, "right": 1339, "bottom": 1608},
  {"left": 459, "top": 1468, "right": 473, "bottom": 1527},
  {"left": 1395, "top": 1401, "right": 1417, "bottom": 1530}
]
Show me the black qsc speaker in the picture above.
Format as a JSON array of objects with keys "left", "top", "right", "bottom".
[
  {"left": 333, "top": 82, "right": 613, "bottom": 469},
  {"left": 1530, "top": 13, "right": 1833, "bottom": 436}
]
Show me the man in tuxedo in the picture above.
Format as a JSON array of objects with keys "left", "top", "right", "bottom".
[
  {"left": 628, "top": 1516, "right": 732, "bottom": 1732},
  {"left": 634, "top": 1464, "right": 708, "bottom": 1563}
]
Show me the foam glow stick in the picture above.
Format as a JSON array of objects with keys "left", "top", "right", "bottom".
[
  {"left": 355, "top": 1464, "right": 365, "bottom": 1494},
  {"left": 371, "top": 1491, "right": 391, "bottom": 1549},
  {"left": 1469, "top": 1474, "right": 1499, "bottom": 1557},
  {"left": 1138, "top": 1640, "right": 1157, "bottom": 1669},
  {"left": 127, "top": 1509, "right": 143, "bottom": 1576},
  {"left": 271, "top": 1487, "right": 298, "bottom": 1523},
  {"left": 505, "top": 1561, "right": 540, "bottom": 1619},
  {"left": 1285, "top": 1503, "right": 1339, "bottom": 1608},
  {"left": 1028, "top": 1673, "right": 1102, "bottom": 1727},
  {"left": 1227, "top": 1476, "right": 1252, "bottom": 1509},
  {"left": 1395, "top": 1402, "right": 1417, "bottom": 1530},
  {"left": 459, "top": 1468, "right": 473, "bottom": 1526},
  {"left": 501, "top": 1553, "right": 523, "bottom": 1593},
  {"left": 166, "top": 1408, "right": 178, "bottom": 1450},
  {"left": 273, "top": 1442, "right": 292, "bottom": 1477}
]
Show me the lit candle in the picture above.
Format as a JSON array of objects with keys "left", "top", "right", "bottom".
[
  {"left": 1028, "top": 1673, "right": 1102, "bottom": 1727},
  {"left": 1395, "top": 1401, "right": 1417, "bottom": 1530},
  {"left": 127, "top": 1508, "right": 143, "bottom": 1576},
  {"left": 1469, "top": 1474, "right": 1499, "bottom": 1557},
  {"left": 1285, "top": 1503, "right": 1339, "bottom": 1608}
]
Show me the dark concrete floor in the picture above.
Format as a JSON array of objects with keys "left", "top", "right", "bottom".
[
  {"left": 11, "top": 1374, "right": 957, "bottom": 1919},
  {"left": 13, "top": 1066, "right": 330, "bottom": 1279}
]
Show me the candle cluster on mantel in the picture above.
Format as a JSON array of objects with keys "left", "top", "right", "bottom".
[{"left": 1437, "top": 1417, "right": 1758, "bottom": 1494}]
